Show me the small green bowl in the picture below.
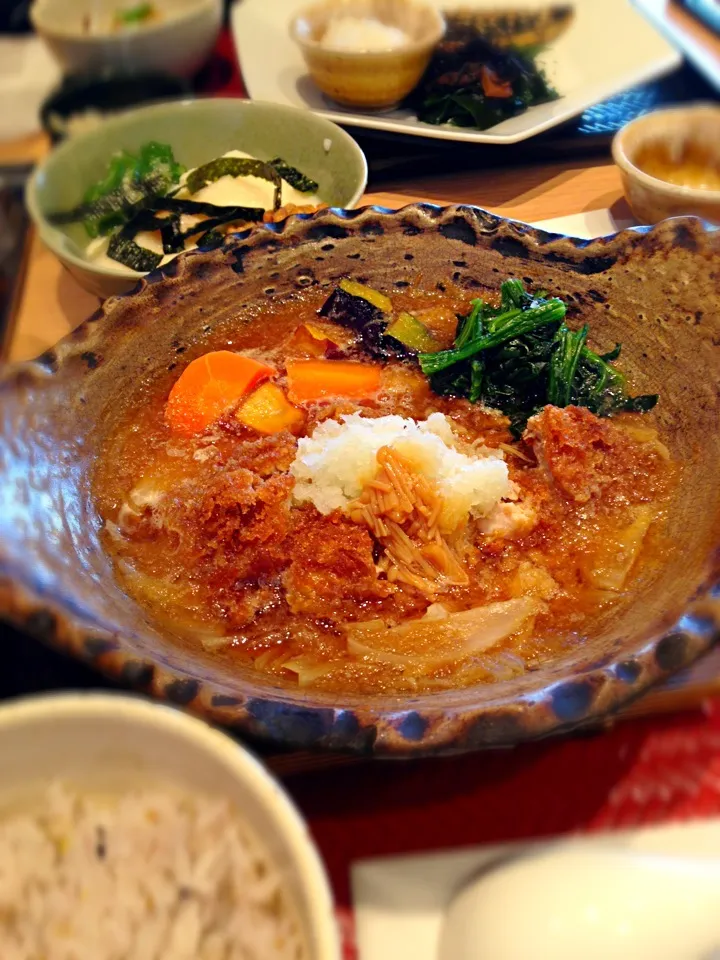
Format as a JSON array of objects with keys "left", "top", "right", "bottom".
[{"left": 27, "top": 98, "right": 368, "bottom": 299}]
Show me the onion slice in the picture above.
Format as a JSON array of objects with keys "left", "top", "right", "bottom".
[
  {"left": 282, "top": 656, "right": 342, "bottom": 686},
  {"left": 346, "top": 596, "right": 542, "bottom": 670}
]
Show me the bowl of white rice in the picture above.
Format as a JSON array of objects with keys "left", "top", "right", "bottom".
[{"left": 0, "top": 692, "right": 339, "bottom": 960}]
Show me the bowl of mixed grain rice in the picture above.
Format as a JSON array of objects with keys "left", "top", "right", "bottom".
[{"left": 0, "top": 692, "right": 338, "bottom": 960}]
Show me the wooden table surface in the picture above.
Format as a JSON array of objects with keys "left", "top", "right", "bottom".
[{"left": 3, "top": 132, "right": 719, "bottom": 742}]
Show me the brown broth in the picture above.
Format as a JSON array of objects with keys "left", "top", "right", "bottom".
[
  {"left": 635, "top": 141, "right": 720, "bottom": 191},
  {"left": 93, "top": 287, "right": 674, "bottom": 695}
]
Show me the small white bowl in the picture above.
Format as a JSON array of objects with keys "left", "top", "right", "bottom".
[
  {"left": 612, "top": 103, "right": 720, "bottom": 225},
  {"left": 31, "top": 0, "right": 223, "bottom": 78},
  {"left": 0, "top": 692, "right": 340, "bottom": 960}
]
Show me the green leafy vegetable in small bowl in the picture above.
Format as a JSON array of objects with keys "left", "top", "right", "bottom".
[
  {"left": 60, "top": 141, "right": 185, "bottom": 239},
  {"left": 113, "top": 3, "right": 158, "bottom": 29}
]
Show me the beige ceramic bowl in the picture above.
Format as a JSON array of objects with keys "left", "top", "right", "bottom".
[
  {"left": 0, "top": 693, "right": 340, "bottom": 960},
  {"left": 612, "top": 104, "right": 720, "bottom": 225},
  {"left": 290, "top": 0, "right": 445, "bottom": 109},
  {"left": 31, "top": 0, "right": 223, "bottom": 79}
]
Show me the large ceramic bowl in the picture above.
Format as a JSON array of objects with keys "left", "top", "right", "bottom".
[
  {"left": 1, "top": 205, "right": 719, "bottom": 756},
  {"left": 26, "top": 98, "right": 369, "bottom": 298},
  {"left": 0, "top": 692, "right": 339, "bottom": 960}
]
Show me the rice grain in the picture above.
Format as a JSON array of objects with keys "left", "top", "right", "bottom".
[{"left": 0, "top": 783, "right": 305, "bottom": 960}]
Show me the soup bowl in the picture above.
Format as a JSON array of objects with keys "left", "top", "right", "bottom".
[{"left": 1, "top": 205, "right": 719, "bottom": 756}]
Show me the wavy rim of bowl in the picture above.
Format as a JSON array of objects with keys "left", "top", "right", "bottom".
[
  {"left": 25, "top": 97, "right": 369, "bottom": 282},
  {"left": 30, "top": 0, "right": 221, "bottom": 43},
  {"left": 0, "top": 691, "right": 340, "bottom": 960},
  {"left": 612, "top": 103, "right": 720, "bottom": 202},
  {"left": 289, "top": 0, "right": 446, "bottom": 57}
]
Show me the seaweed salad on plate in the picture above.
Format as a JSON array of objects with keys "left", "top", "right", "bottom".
[{"left": 410, "top": 5, "right": 572, "bottom": 129}]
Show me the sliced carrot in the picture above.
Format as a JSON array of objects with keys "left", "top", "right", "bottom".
[
  {"left": 165, "top": 351, "right": 275, "bottom": 436},
  {"left": 236, "top": 382, "right": 304, "bottom": 434},
  {"left": 480, "top": 65, "right": 513, "bottom": 98},
  {"left": 286, "top": 359, "right": 382, "bottom": 403}
]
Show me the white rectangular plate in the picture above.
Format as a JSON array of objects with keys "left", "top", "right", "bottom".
[
  {"left": 632, "top": 0, "right": 720, "bottom": 93},
  {"left": 533, "top": 208, "right": 636, "bottom": 237},
  {"left": 231, "top": 0, "right": 680, "bottom": 144},
  {"left": 352, "top": 818, "right": 720, "bottom": 960}
]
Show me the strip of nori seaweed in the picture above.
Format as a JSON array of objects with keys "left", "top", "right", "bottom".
[
  {"left": 121, "top": 208, "right": 168, "bottom": 233},
  {"left": 151, "top": 198, "right": 265, "bottom": 221},
  {"left": 196, "top": 229, "right": 226, "bottom": 250},
  {"left": 185, "top": 158, "right": 282, "bottom": 210},
  {"left": 48, "top": 169, "right": 176, "bottom": 231},
  {"left": 160, "top": 215, "right": 183, "bottom": 254},
  {"left": 50, "top": 140, "right": 184, "bottom": 235},
  {"left": 107, "top": 233, "right": 162, "bottom": 272},
  {"left": 48, "top": 188, "right": 146, "bottom": 226},
  {"left": 173, "top": 212, "right": 256, "bottom": 243},
  {"left": 109, "top": 207, "right": 183, "bottom": 255},
  {"left": 268, "top": 157, "right": 318, "bottom": 193},
  {"left": 48, "top": 185, "right": 266, "bottom": 233},
  {"left": 105, "top": 200, "right": 265, "bottom": 267}
]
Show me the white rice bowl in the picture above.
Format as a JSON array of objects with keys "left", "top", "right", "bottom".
[{"left": 0, "top": 694, "right": 338, "bottom": 960}]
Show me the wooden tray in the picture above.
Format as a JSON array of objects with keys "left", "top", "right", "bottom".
[{"left": 634, "top": 0, "right": 720, "bottom": 92}]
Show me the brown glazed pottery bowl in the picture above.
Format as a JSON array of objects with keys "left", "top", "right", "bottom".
[{"left": 1, "top": 205, "right": 719, "bottom": 756}]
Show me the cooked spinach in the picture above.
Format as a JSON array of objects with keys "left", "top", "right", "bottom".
[
  {"left": 410, "top": 26, "right": 558, "bottom": 130},
  {"left": 572, "top": 343, "right": 658, "bottom": 417},
  {"left": 420, "top": 298, "right": 567, "bottom": 374},
  {"left": 268, "top": 157, "right": 318, "bottom": 194},
  {"left": 418, "top": 280, "right": 658, "bottom": 435},
  {"left": 547, "top": 323, "right": 588, "bottom": 407}
]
